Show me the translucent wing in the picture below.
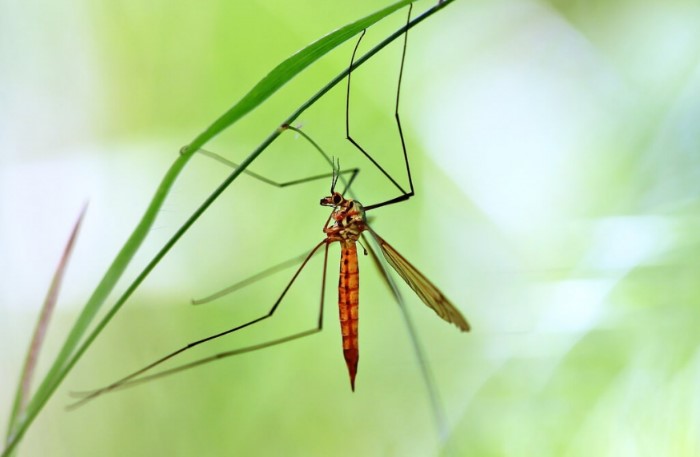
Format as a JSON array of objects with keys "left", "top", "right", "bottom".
[{"left": 369, "top": 229, "right": 470, "bottom": 331}]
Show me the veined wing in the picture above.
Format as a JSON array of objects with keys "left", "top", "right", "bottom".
[{"left": 369, "top": 229, "right": 470, "bottom": 331}]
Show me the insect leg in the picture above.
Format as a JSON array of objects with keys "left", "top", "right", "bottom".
[
  {"left": 68, "top": 240, "right": 328, "bottom": 408},
  {"left": 361, "top": 233, "right": 449, "bottom": 442},
  {"left": 345, "top": 5, "right": 416, "bottom": 211}
]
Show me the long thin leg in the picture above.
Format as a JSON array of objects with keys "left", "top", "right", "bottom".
[
  {"left": 193, "top": 125, "right": 359, "bottom": 306},
  {"left": 196, "top": 122, "right": 359, "bottom": 191},
  {"left": 193, "top": 123, "right": 357, "bottom": 305},
  {"left": 70, "top": 241, "right": 332, "bottom": 404},
  {"left": 197, "top": 147, "right": 359, "bottom": 190},
  {"left": 361, "top": 233, "right": 449, "bottom": 442},
  {"left": 345, "top": 4, "right": 415, "bottom": 212},
  {"left": 68, "top": 240, "right": 328, "bottom": 407},
  {"left": 70, "top": 331, "right": 320, "bottom": 406},
  {"left": 285, "top": 125, "right": 359, "bottom": 195},
  {"left": 192, "top": 250, "right": 312, "bottom": 305}
]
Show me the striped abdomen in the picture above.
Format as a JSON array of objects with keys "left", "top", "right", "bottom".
[{"left": 338, "top": 240, "right": 359, "bottom": 390}]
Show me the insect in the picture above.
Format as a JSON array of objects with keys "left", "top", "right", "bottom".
[
  {"left": 320, "top": 171, "right": 469, "bottom": 390},
  {"left": 69, "top": 161, "right": 468, "bottom": 407},
  {"left": 70, "top": 3, "right": 469, "bottom": 412}
]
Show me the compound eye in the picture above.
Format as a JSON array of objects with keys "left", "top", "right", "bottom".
[{"left": 333, "top": 193, "right": 342, "bottom": 205}]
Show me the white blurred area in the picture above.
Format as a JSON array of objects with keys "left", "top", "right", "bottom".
[
  {"left": 0, "top": 1, "right": 106, "bottom": 313},
  {"left": 0, "top": 2, "right": 191, "bottom": 316},
  {"left": 0, "top": 145, "right": 171, "bottom": 312}
]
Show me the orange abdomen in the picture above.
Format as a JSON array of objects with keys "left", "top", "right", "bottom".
[{"left": 338, "top": 240, "right": 359, "bottom": 390}]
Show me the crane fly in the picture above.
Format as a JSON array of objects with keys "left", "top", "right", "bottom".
[
  {"left": 70, "top": 3, "right": 469, "bottom": 427},
  {"left": 320, "top": 171, "right": 469, "bottom": 390},
  {"left": 69, "top": 167, "right": 469, "bottom": 406}
]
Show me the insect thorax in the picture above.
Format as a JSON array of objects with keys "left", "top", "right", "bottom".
[{"left": 323, "top": 194, "right": 367, "bottom": 242}]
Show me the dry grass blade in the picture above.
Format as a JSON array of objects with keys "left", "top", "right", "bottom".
[{"left": 5, "top": 203, "right": 88, "bottom": 439}]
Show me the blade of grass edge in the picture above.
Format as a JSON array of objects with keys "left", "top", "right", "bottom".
[
  {"left": 362, "top": 233, "right": 449, "bottom": 443},
  {"left": 5, "top": 204, "right": 88, "bottom": 441},
  {"left": 2, "top": 1, "right": 455, "bottom": 455},
  {"left": 182, "top": 0, "right": 414, "bottom": 154}
]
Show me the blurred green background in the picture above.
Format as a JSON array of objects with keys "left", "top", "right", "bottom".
[{"left": 2, "top": 0, "right": 700, "bottom": 455}]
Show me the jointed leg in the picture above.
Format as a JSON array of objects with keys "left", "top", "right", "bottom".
[
  {"left": 68, "top": 240, "right": 329, "bottom": 408},
  {"left": 345, "top": 5, "right": 416, "bottom": 211}
]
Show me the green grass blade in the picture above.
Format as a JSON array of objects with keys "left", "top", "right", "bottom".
[
  {"left": 182, "top": 0, "right": 415, "bottom": 155},
  {"left": 3, "top": 154, "right": 193, "bottom": 456}
]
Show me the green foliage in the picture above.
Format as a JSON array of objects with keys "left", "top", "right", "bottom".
[{"left": 3, "top": 1, "right": 454, "bottom": 455}]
